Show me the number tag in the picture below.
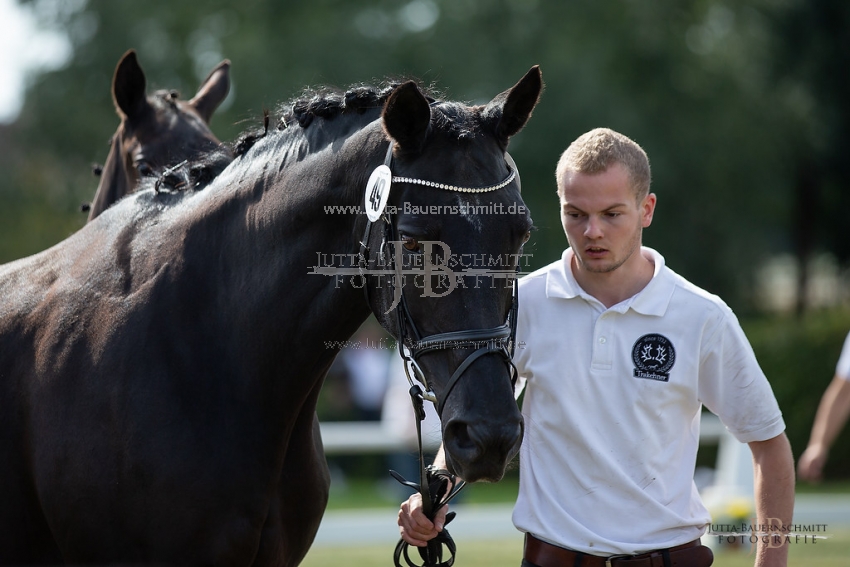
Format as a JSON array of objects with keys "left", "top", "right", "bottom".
[{"left": 364, "top": 165, "right": 392, "bottom": 222}]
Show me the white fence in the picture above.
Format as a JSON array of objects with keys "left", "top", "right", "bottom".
[{"left": 319, "top": 411, "right": 733, "bottom": 455}]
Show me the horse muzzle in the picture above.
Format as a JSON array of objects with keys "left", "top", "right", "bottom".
[{"left": 442, "top": 408, "right": 524, "bottom": 483}]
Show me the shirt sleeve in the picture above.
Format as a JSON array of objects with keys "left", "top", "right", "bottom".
[
  {"left": 836, "top": 331, "right": 850, "bottom": 381},
  {"left": 697, "top": 307, "right": 786, "bottom": 443}
]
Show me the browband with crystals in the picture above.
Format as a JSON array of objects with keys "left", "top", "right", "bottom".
[{"left": 392, "top": 167, "right": 516, "bottom": 194}]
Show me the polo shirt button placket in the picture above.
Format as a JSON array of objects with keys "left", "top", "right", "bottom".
[{"left": 592, "top": 312, "right": 613, "bottom": 370}]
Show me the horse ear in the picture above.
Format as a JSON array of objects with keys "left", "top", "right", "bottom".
[
  {"left": 382, "top": 81, "right": 431, "bottom": 153},
  {"left": 483, "top": 65, "right": 543, "bottom": 144},
  {"left": 112, "top": 49, "right": 150, "bottom": 121},
  {"left": 189, "top": 59, "right": 231, "bottom": 124}
]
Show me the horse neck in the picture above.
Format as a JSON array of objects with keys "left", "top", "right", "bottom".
[{"left": 182, "top": 119, "right": 382, "bottom": 374}]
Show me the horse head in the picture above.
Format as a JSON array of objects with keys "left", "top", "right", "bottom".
[
  {"left": 365, "top": 67, "right": 542, "bottom": 482},
  {"left": 87, "top": 49, "right": 232, "bottom": 221}
]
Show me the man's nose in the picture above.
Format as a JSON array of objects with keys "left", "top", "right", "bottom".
[{"left": 584, "top": 216, "right": 603, "bottom": 238}]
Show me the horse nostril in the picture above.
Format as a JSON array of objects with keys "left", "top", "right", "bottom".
[
  {"left": 445, "top": 420, "right": 475, "bottom": 451},
  {"left": 443, "top": 417, "right": 523, "bottom": 482}
]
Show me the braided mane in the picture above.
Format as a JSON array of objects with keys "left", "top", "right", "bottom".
[
  {"left": 233, "top": 80, "right": 438, "bottom": 157},
  {"left": 150, "top": 80, "right": 442, "bottom": 192}
]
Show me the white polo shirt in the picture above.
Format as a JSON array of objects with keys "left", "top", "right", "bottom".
[
  {"left": 511, "top": 247, "right": 785, "bottom": 556},
  {"left": 836, "top": 332, "right": 850, "bottom": 381}
]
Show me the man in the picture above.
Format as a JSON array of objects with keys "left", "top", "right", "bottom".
[
  {"left": 798, "top": 330, "right": 850, "bottom": 482},
  {"left": 398, "top": 128, "right": 795, "bottom": 567}
]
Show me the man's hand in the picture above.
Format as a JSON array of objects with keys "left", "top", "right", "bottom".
[
  {"left": 398, "top": 492, "right": 450, "bottom": 547},
  {"left": 797, "top": 443, "right": 828, "bottom": 483}
]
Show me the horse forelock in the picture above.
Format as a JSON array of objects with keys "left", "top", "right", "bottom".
[
  {"left": 431, "top": 101, "right": 483, "bottom": 140},
  {"left": 151, "top": 89, "right": 182, "bottom": 108}
]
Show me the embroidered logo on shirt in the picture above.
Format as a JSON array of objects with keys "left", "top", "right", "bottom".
[{"left": 632, "top": 334, "right": 676, "bottom": 382}]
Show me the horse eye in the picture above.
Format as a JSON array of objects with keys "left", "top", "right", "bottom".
[
  {"left": 136, "top": 162, "right": 154, "bottom": 177},
  {"left": 522, "top": 230, "right": 531, "bottom": 244},
  {"left": 402, "top": 236, "right": 420, "bottom": 252}
]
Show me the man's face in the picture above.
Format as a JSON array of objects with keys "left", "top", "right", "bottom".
[{"left": 559, "top": 162, "right": 655, "bottom": 275}]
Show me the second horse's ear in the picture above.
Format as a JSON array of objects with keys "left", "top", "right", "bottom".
[
  {"left": 189, "top": 59, "right": 231, "bottom": 124},
  {"left": 112, "top": 49, "right": 150, "bottom": 121}
]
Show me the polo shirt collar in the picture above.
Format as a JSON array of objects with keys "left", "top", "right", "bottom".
[{"left": 545, "top": 247, "right": 676, "bottom": 316}]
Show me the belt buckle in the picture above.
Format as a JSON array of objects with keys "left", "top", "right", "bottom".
[{"left": 605, "top": 554, "right": 633, "bottom": 567}]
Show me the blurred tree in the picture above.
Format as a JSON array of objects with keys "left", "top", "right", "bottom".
[
  {"left": 1, "top": 0, "right": 847, "bottom": 314},
  {"left": 759, "top": 0, "right": 850, "bottom": 315}
]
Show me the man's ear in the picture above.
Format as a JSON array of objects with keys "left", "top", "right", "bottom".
[{"left": 641, "top": 193, "right": 657, "bottom": 228}]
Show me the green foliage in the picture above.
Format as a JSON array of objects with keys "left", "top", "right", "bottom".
[
  {"left": 2, "top": 0, "right": 849, "bottom": 313},
  {"left": 744, "top": 308, "right": 850, "bottom": 480}
]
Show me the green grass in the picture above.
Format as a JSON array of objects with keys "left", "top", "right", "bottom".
[
  {"left": 795, "top": 479, "right": 850, "bottom": 494},
  {"left": 301, "top": 529, "right": 850, "bottom": 567}
]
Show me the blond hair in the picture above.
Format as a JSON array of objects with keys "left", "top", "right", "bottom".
[{"left": 555, "top": 128, "right": 651, "bottom": 199}]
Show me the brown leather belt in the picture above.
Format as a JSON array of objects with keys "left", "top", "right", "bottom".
[{"left": 524, "top": 533, "right": 714, "bottom": 567}]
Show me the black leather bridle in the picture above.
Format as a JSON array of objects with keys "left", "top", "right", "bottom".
[
  {"left": 359, "top": 141, "right": 521, "bottom": 414},
  {"left": 357, "top": 140, "right": 522, "bottom": 567}
]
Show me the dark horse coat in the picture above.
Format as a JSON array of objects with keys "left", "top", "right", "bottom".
[{"left": 0, "top": 67, "right": 542, "bottom": 565}]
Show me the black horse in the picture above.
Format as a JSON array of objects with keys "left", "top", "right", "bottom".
[
  {"left": 86, "top": 49, "right": 232, "bottom": 221},
  {"left": 0, "top": 66, "right": 542, "bottom": 565}
]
